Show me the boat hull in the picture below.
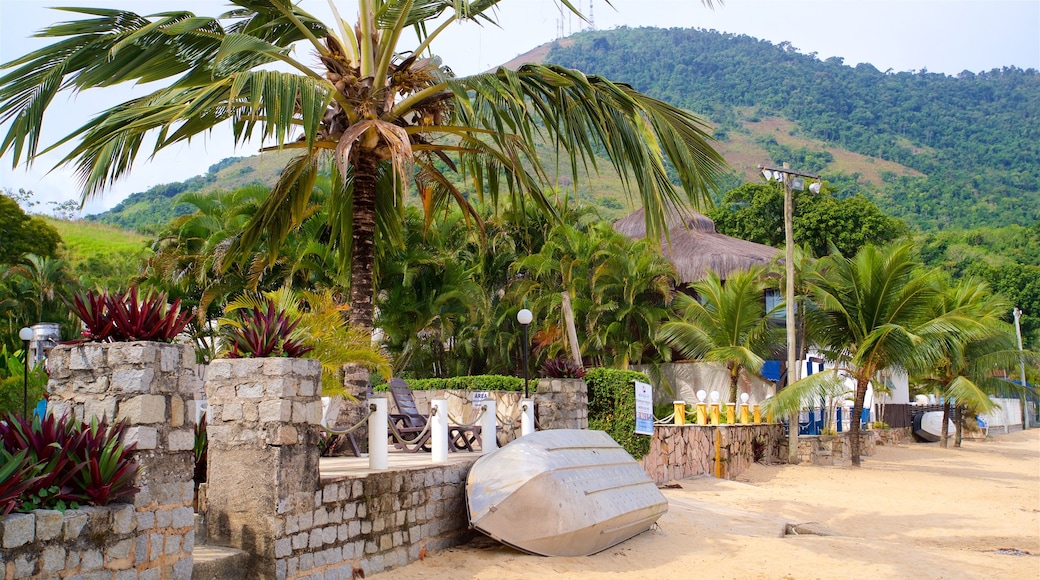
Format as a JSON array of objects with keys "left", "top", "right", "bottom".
[
  {"left": 914, "top": 411, "right": 955, "bottom": 442},
  {"left": 466, "top": 429, "right": 667, "bottom": 557}
]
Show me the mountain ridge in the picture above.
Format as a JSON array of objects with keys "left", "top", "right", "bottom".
[{"left": 88, "top": 26, "right": 1039, "bottom": 233}]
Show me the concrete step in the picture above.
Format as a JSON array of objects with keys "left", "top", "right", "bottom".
[{"left": 192, "top": 545, "right": 249, "bottom": 580}]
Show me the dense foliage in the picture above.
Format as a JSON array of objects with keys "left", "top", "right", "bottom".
[
  {"left": 0, "top": 413, "right": 138, "bottom": 513},
  {"left": 547, "top": 27, "right": 1040, "bottom": 230},
  {"left": 709, "top": 182, "right": 907, "bottom": 257},
  {"left": 585, "top": 368, "right": 652, "bottom": 460},
  {"left": 0, "top": 193, "right": 61, "bottom": 264},
  {"left": 392, "top": 375, "right": 524, "bottom": 392}
]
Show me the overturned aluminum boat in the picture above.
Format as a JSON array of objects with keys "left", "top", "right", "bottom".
[
  {"left": 914, "top": 411, "right": 956, "bottom": 442},
  {"left": 466, "top": 429, "right": 667, "bottom": 557}
]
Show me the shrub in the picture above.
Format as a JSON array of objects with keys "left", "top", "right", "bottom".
[
  {"left": 387, "top": 375, "right": 524, "bottom": 392},
  {"left": 0, "top": 346, "right": 48, "bottom": 416},
  {"left": 194, "top": 413, "right": 207, "bottom": 488},
  {"left": 585, "top": 368, "right": 652, "bottom": 460},
  {"left": 67, "top": 288, "right": 192, "bottom": 342},
  {"left": 221, "top": 299, "right": 313, "bottom": 359},
  {"left": 0, "top": 412, "right": 138, "bottom": 512},
  {"left": 540, "top": 355, "right": 586, "bottom": 379}
]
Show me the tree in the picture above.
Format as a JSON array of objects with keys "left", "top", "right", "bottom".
[
  {"left": 771, "top": 242, "right": 979, "bottom": 466},
  {"left": 916, "top": 277, "right": 1037, "bottom": 448},
  {"left": 709, "top": 182, "right": 906, "bottom": 257},
  {"left": 0, "top": 1, "right": 726, "bottom": 370},
  {"left": 0, "top": 194, "right": 61, "bottom": 265},
  {"left": 3, "top": 254, "right": 76, "bottom": 325},
  {"left": 658, "top": 265, "right": 784, "bottom": 405}
]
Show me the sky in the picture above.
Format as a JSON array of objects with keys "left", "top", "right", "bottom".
[{"left": 1, "top": 0, "right": 1038, "bottom": 216}]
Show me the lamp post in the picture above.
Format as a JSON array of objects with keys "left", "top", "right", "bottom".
[
  {"left": 517, "top": 309, "right": 533, "bottom": 398},
  {"left": 1013, "top": 307, "right": 1029, "bottom": 429},
  {"left": 19, "top": 327, "right": 33, "bottom": 417},
  {"left": 758, "top": 163, "right": 820, "bottom": 462}
]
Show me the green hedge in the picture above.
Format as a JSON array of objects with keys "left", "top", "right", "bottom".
[
  {"left": 585, "top": 368, "right": 652, "bottom": 460},
  {"left": 374, "top": 375, "right": 524, "bottom": 392}
]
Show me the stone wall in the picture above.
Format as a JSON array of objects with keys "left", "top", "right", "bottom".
[
  {"left": 3, "top": 342, "right": 200, "bottom": 579},
  {"left": 639, "top": 424, "right": 785, "bottom": 483},
  {"left": 782, "top": 431, "right": 880, "bottom": 465},
  {"left": 1, "top": 505, "right": 142, "bottom": 579},
  {"left": 534, "top": 378, "right": 588, "bottom": 430},
  {"left": 202, "top": 358, "right": 475, "bottom": 579}
]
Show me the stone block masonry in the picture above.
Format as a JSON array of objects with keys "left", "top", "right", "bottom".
[
  {"left": 640, "top": 424, "right": 786, "bottom": 482},
  {"left": 203, "top": 358, "right": 474, "bottom": 579},
  {"left": 534, "top": 378, "right": 588, "bottom": 430},
  {"left": 2, "top": 342, "right": 199, "bottom": 579}
]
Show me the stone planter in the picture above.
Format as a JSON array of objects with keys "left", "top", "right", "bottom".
[
  {"left": 202, "top": 357, "right": 322, "bottom": 579},
  {"left": 27, "top": 341, "right": 200, "bottom": 579},
  {"left": 534, "top": 378, "right": 589, "bottom": 430}
]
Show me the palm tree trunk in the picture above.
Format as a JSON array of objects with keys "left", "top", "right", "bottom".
[
  {"left": 348, "top": 155, "right": 378, "bottom": 331},
  {"left": 728, "top": 364, "right": 740, "bottom": 406},
  {"left": 954, "top": 404, "right": 965, "bottom": 447},
  {"left": 940, "top": 398, "right": 952, "bottom": 449},
  {"left": 343, "top": 154, "right": 379, "bottom": 402},
  {"left": 850, "top": 375, "right": 869, "bottom": 466}
]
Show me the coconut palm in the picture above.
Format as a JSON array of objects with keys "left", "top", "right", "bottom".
[
  {"left": 0, "top": 0, "right": 725, "bottom": 352},
  {"left": 3, "top": 254, "right": 76, "bottom": 325},
  {"left": 917, "top": 277, "right": 1038, "bottom": 448},
  {"left": 768, "top": 242, "right": 987, "bottom": 466},
  {"left": 658, "top": 264, "right": 785, "bottom": 405}
]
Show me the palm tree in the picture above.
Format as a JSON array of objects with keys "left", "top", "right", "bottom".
[
  {"left": 586, "top": 233, "right": 677, "bottom": 368},
  {"left": 4, "top": 254, "right": 76, "bottom": 324},
  {"left": 658, "top": 265, "right": 784, "bottom": 405},
  {"left": 917, "top": 277, "right": 1038, "bottom": 448},
  {"left": 771, "top": 242, "right": 980, "bottom": 466},
  {"left": 0, "top": 1, "right": 725, "bottom": 352}
]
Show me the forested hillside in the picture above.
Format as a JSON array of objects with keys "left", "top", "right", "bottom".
[
  {"left": 90, "top": 26, "right": 1040, "bottom": 233},
  {"left": 546, "top": 27, "right": 1040, "bottom": 229}
]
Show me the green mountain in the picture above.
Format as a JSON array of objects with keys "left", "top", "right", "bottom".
[
  {"left": 89, "top": 26, "right": 1039, "bottom": 233},
  {"left": 544, "top": 27, "right": 1039, "bottom": 229}
]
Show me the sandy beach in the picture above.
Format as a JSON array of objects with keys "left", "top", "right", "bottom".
[{"left": 374, "top": 429, "right": 1040, "bottom": 580}]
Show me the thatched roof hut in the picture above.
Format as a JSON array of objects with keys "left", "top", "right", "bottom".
[{"left": 613, "top": 205, "right": 780, "bottom": 283}]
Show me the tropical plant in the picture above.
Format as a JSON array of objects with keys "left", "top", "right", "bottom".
[
  {"left": 66, "top": 288, "right": 193, "bottom": 342},
  {"left": 4, "top": 254, "right": 76, "bottom": 325},
  {"left": 194, "top": 412, "right": 207, "bottom": 489},
  {"left": 0, "top": 412, "right": 85, "bottom": 511},
  {"left": 220, "top": 298, "right": 313, "bottom": 359},
  {"left": 916, "top": 277, "right": 1039, "bottom": 448},
  {"left": 66, "top": 417, "right": 139, "bottom": 505},
  {"left": 0, "top": 346, "right": 49, "bottom": 416},
  {"left": 0, "top": 449, "right": 40, "bottom": 515},
  {"left": 764, "top": 242, "right": 985, "bottom": 466},
  {"left": 0, "top": 2, "right": 726, "bottom": 384},
  {"left": 222, "top": 288, "right": 391, "bottom": 395},
  {"left": 540, "top": 355, "right": 586, "bottom": 379},
  {"left": 658, "top": 265, "right": 785, "bottom": 405}
]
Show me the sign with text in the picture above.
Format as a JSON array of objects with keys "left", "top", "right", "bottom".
[
  {"left": 634, "top": 381, "right": 654, "bottom": 436},
  {"left": 471, "top": 391, "right": 490, "bottom": 409}
]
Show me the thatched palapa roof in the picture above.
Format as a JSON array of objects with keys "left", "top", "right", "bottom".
[{"left": 613, "top": 205, "right": 780, "bottom": 284}]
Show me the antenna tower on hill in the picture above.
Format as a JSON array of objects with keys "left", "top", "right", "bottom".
[{"left": 589, "top": 0, "right": 596, "bottom": 31}]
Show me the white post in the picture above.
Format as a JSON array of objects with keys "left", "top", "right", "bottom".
[
  {"left": 368, "top": 398, "right": 388, "bottom": 470},
  {"left": 481, "top": 401, "right": 498, "bottom": 453},
  {"left": 431, "top": 398, "right": 449, "bottom": 463},
  {"left": 521, "top": 399, "right": 535, "bottom": 436}
]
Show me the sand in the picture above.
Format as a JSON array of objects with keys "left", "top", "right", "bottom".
[{"left": 373, "top": 429, "right": 1040, "bottom": 580}]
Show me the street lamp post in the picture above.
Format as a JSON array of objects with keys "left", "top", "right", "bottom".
[
  {"left": 1013, "top": 307, "right": 1029, "bottom": 429},
  {"left": 758, "top": 163, "right": 820, "bottom": 463},
  {"left": 517, "top": 309, "right": 533, "bottom": 398},
  {"left": 19, "top": 327, "right": 33, "bottom": 417}
]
